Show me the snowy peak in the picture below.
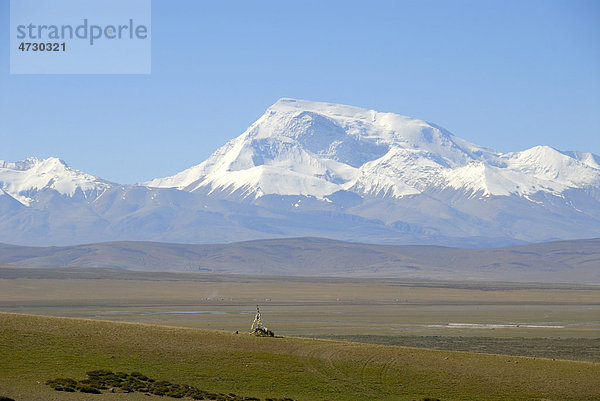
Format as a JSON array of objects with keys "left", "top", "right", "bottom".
[
  {"left": 0, "top": 157, "right": 113, "bottom": 206},
  {"left": 443, "top": 146, "right": 600, "bottom": 197},
  {"left": 267, "top": 98, "right": 379, "bottom": 122},
  {"left": 147, "top": 98, "right": 600, "bottom": 201},
  {"left": 2, "top": 101, "right": 600, "bottom": 247},
  {"left": 1, "top": 156, "right": 65, "bottom": 170},
  {"left": 147, "top": 98, "right": 490, "bottom": 198},
  {"left": 558, "top": 150, "right": 600, "bottom": 170},
  {"left": 266, "top": 98, "right": 490, "bottom": 166}
]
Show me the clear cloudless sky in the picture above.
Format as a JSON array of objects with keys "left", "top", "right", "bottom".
[{"left": 1, "top": 0, "right": 599, "bottom": 184}]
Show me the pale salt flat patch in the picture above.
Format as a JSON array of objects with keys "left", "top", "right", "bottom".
[
  {"left": 426, "top": 323, "right": 565, "bottom": 329},
  {"left": 141, "top": 311, "right": 227, "bottom": 315}
]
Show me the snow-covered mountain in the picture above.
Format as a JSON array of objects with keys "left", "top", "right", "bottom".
[
  {"left": 147, "top": 99, "right": 600, "bottom": 201},
  {"left": 0, "top": 157, "right": 113, "bottom": 206},
  {"left": 1, "top": 99, "right": 599, "bottom": 247}
]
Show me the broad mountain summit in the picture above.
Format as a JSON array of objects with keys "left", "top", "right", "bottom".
[{"left": 2, "top": 99, "right": 599, "bottom": 246}]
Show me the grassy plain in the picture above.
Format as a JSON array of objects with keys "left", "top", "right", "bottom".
[
  {"left": 1, "top": 268, "right": 598, "bottom": 340},
  {"left": 1, "top": 313, "right": 600, "bottom": 401},
  {"left": 1, "top": 267, "right": 599, "bottom": 400}
]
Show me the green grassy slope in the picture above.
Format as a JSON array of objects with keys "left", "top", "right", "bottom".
[
  {"left": 1, "top": 313, "right": 599, "bottom": 401},
  {"left": 310, "top": 334, "right": 600, "bottom": 362}
]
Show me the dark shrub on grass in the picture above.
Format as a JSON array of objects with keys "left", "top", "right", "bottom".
[
  {"left": 152, "top": 380, "right": 173, "bottom": 387},
  {"left": 0, "top": 397, "right": 16, "bottom": 401},
  {"left": 131, "top": 371, "right": 149, "bottom": 381},
  {"left": 165, "top": 383, "right": 191, "bottom": 398},
  {"left": 86, "top": 370, "right": 118, "bottom": 388},
  {"left": 191, "top": 389, "right": 213, "bottom": 400},
  {"left": 86, "top": 369, "right": 114, "bottom": 378},
  {"left": 119, "top": 383, "right": 134, "bottom": 393},
  {"left": 47, "top": 370, "right": 296, "bottom": 401},
  {"left": 46, "top": 378, "right": 77, "bottom": 392},
  {"left": 127, "top": 380, "right": 149, "bottom": 391},
  {"left": 77, "top": 385, "right": 101, "bottom": 394}
]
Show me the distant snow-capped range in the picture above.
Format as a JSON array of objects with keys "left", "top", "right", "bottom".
[
  {"left": 146, "top": 98, "right": 600, "bottom": 199},
  {"left": 2, "top": 98, "right": 599, "bottom": 247},
  {"left": 0, "top": 157, "right": 113, "bottom": 206}
]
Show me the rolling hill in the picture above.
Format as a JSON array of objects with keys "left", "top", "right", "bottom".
[{"left": 0, "top": 237, "right": 598, "bottom": 283}]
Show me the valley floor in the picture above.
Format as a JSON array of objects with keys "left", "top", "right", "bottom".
[
  {"left": 1, "top": 268, "right": 599, "bottom": 400},
  {"left": 1, "top": 313, "right": 599, "bottom": 401}
]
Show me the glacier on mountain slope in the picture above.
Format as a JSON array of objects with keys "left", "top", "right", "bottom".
[
  {"left": 0, "top": 157, "right": 113, "bottom": 206},
  {"left": 147, "top": 98, "right": 600, "bottom": 201}
]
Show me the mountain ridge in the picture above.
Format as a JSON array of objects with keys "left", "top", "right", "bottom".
[
  {"left": 147, "top": 98, "right": 600, "bottom": 201},
  {"left": 1, "top": 98, "right": 599, "bottom": 247},
  {"left": 0, "top": 156, "right": 113, "bottom": 206},
  {"left": 0, "top": 237, "right": 598, "bottom": 284}
]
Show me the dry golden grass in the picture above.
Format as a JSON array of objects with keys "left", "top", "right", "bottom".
[{"left": 1, "top": 273, "right": 599, "bottom": 340}]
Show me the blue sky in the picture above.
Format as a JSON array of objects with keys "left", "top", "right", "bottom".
[{"left": 1, "top": 0, "right": 599, "bottom": 184}]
